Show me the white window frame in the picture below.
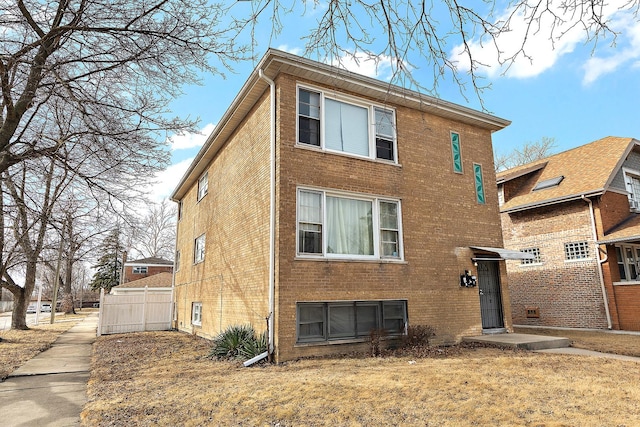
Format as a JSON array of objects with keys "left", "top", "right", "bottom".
[
  {"left": 296, "top": 85, "right": 398, "bottom": 163},
  {"left": 623, "top": 167, "right": 640, "bottom": 212},
  {"left": 192, "top": 302, "right": 202, "bottom": 326},
  {"left": 197, "top": 172, "right": 208, "bottom": 201},
  {"left": 564, "top": 241, "right": 591, "bottom": 261},
  {"left": 296, "top": 187, "right": 404, "bottom": 261},
  {"left": 132, "top": 266, "right": 148, "bottom": 274},
  {"left": 615, "top": 244, "right": 640, "bottom": 282},
  {"left": 194, "top": 234, "right": 206, "bottom": 264}
]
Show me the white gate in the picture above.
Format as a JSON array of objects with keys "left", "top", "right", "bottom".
[{"left": 98, "top": 287, "right": 173, "bottom": 336}]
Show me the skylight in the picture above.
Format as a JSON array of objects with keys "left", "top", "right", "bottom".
[{"left": 533, "top": 175, "right": 564, "bottom": 191}]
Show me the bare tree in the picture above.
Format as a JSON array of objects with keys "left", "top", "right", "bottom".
[
  {"left": 131, "top": 199, "right": 177, "bottom": 260},
  {"left": 0, "top": 0, "right": 246, "bottom": 175},
  {"left": 494, "top": 137, "right": 557, "bottom": 172},
  {"left": 233, "top": 1, "right": 639, "bottom": 103},
  {"left": 1, "top": 157, "right": 68, "bottom": 329}
]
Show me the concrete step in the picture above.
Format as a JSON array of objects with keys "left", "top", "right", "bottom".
[{"left": 463, "top": 333, "right": 571, "bottom": 351}]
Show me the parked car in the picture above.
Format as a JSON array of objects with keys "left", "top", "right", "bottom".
[
  {"left": 27, "top": 303, "right": 38, "bottom": 313},
  {"left": 41, "top": 303, "right": 52, "bottom": 312}
]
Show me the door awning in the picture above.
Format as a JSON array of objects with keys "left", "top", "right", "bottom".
[{"left": 470, "top": 246, "right": 534, "bottom": 260}]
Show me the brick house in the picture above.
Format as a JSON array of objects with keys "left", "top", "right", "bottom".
[
  {"left": 171, "top": 49, "right": 518, "bottom": 362},
  {"left": 498, "top": 136, "right": 640, "bottom": 331},
  {"left": 122, "top": 256, "right": 174, "bottom": 284}
]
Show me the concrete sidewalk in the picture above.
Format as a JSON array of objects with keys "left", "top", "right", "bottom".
[{"left": 0, "top": 312, "right": 98, "bottom": 427}]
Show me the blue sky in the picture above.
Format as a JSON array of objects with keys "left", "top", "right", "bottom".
[{"left": 149, "top": 1, "right": 640, "bottom": 200}]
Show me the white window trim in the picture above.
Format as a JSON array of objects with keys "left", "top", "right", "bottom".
[
  {"left": 192, "top": 302, "right": 202, "bottom": 326},
  {"left": 615, "top": 244, "right": 640, "bottom": 282},
  {"left": 194, "top": 234, "right": 206, "bottom": 264},
  {"left": 296, "top": 84, "right": 398, "bottom": 164},
  {"left": 623, "top": 167, "right": 640, "bottom": 212},
  {"left": 197, "top": 172, "right": 208, "bottom": 202},
  {"left": 132, "top": 266, "right": 148, "bottom": 274},
  {"left": 296, "top": 186, "right": 404, "bottom": 261}
]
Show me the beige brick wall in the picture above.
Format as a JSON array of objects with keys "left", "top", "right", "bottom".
[
  {"left": 175, "top": 72, "right": 512, "bottom": 361},
  {"left": 174, "top": 90, "right": 272, "bottom": 340},
  {"left": 502, "top": 201, "right": 608, "bottom": 328},
  {"left": 274, "top": 74, "right": 510, "bottom": 361}
]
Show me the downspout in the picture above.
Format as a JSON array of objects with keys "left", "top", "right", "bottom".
[
  {"left": 259, "top": 69, "right": 276, "bottom": 361},
  {"left": 582, "top": 195, "right": 612, "bottom": 329}
]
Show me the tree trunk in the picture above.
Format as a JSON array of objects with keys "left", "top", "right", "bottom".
[{"left": 10, "top": 261, "right": 37, "bottom": 329}]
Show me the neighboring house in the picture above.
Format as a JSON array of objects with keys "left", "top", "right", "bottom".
[
  {"left": 111, "top": 272, "right": 173, "bottom": 295},
  {"left": 171, "top": 49, "right": 517, "bottom": 363},
  {"left": 122, "top": 256, "right": 174, "bottom": 284},
  {"left": 498, "top": 136, "right": 640, "bottom": 331}
]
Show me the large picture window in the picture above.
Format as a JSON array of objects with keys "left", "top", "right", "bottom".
[
  {"left": 297, "top": 87, "right": 397, "bottom": 162},
  {"left": 297, "top": 188, "right": 403, "bottom": 260},
  {"left": 297, "top": 300, "right": 407, "bottom": 343}
]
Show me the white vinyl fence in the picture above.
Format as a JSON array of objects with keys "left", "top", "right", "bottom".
[
  {"left": 98, "top": 287, "right": 173, "bottom": 336},
  {"left": 0, "top": 301, "right": 13, "bottom": 312}
]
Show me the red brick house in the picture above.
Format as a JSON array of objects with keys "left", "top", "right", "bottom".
[
  {"left": 171, "top": 49, "right": 519, "bottom": 362},
  {"left": 122, "top": 256, "right": 174, "bottom": 284},
  {"left": 498, "top": 136, "right": 640, "bottom": 331}
]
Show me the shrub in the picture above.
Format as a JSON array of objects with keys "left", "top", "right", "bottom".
[
  {"left": 369, "top": 328, "right": 388, "bottom": 357},
  {"left": 401, "top": 325, "right": 436, "bottom": 348},
  {"left": 209, "top": 324, "right": 268, "bottom": 361}
]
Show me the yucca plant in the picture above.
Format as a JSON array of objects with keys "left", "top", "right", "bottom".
[{"left": 209, "top": 324, "right": 256, "bottom": 359}]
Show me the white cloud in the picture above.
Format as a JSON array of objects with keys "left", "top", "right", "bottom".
[
  {"left": 276, "top": 44, "right": 303, "bottom": 56},
  {"left": 331, "top": 51, "right": 395, "bottom": 80},
  {"left": 149, "top": 157, "right": 194, "bottom": 201},
  {"left": 169, "top": 123, "right": 214, "bottom": 151},
  {"left": 450, "top": 2, "right": 637, "bottom": 81},
  {"left": 582, "top": 14, "right": 640, "bottom": 85}
]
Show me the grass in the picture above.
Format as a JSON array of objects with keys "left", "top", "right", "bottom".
[
  {"left": 514, "top": 326, "right": 640, "bottom": 357},
  {"left": 0, "top": 311, "right": 91, "bottom": 379},
  {"left": 83, "top": 330, "right": 640, "bottom": 426}
]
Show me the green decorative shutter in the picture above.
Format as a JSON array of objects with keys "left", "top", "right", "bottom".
[
  {"left": 451, "top": 132, "right": 463, "bottom": 173},
  {"left": 474, "top": 163, "right": 485, "bottom": 204}
]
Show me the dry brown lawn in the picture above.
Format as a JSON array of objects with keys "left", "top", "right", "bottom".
[
  {"left": 515, "top": 326, "right": 640, "bottom": 357},
  {"left": 83, "top": 331, "right": 640, "bottom": 427},
  {"left": 0, "top": 311, "right": 90, "bottom": 379}
]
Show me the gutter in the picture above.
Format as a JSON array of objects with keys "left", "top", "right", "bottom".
[
  {"left": 582, "top": 195, "right": 612, "bottom": 329},
  {"left": 258, "top": 69, "right": 276, "bottom": 360},
  {"left": 501, "top": 189, "right": 604, "bottom": 214}
]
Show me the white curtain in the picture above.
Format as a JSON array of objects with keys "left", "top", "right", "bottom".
[
  {"left": 324, "top": 98, "right": 369, "bottom": 156},
  {"left": 326, "top": 196, "right": 373, "bottom": 255}
]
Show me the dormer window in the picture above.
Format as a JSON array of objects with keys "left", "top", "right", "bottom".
[{"left": 623, "top": 168, "right": 640, "bottom": 211}]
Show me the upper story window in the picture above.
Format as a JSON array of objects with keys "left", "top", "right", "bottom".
[
  {"left": 197, "top": 172, "right": 208, "bottom": 201},
  {"left": 520, "top": 247, "right": 541, "bottom": 265},
  {"left": 564, "top": 241, "right": 590, "bottom": 261},
  {"left": 297, "top": 87, "right": 397, "bottom": 162},
  {"left": 177, "top": 201, "right": 183, "bottom": 221},
  {"left": 175, "top": 250, "right": 181, "bottom": 272},
  {"left": 623, "top": 168, "right": 640, "bottom": 211},
  {"left": 297, "top": 188, "right": 403, "bottom": 260},
  {"left": 132, "top": 266, "right": 148, "bottom": 274},
  {"left": 194, "top": 234, "right": 206, "bottom": 264},
  {"left": 616, "top": 245, "right": 640, "bottom": 281}
]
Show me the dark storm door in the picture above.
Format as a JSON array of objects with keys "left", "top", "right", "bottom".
[{"left": 477, "top": 261, "right": 504, "bottom": 329}]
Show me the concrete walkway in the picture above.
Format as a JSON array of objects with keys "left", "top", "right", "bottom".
[{"left": 0, "top": 312, "right": 98, "bottom": 427}]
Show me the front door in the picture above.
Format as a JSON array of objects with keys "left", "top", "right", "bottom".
[{"left": 477, "top": 261, "right": 504, "bottom": 330}]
